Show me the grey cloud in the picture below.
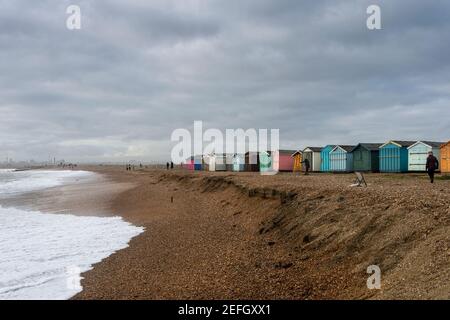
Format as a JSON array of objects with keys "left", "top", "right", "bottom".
[{"left": 0, "top": 0, "right": 449, "bottom": 163}]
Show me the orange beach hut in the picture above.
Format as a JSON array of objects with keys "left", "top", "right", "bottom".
[
  {"left": 292, "top": 150, "right": 302, "bottom": 172},
  {"left": 441, "top": 141, "right": 450, "bottom": 173}
]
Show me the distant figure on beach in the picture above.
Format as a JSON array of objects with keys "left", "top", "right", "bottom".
[
  {"left": 302, "top": 158, "right": 310, "bottom": 175},
  {"left": 170, "top": 161, "right": 174, "bottom": 170},
  {"left": 166, "top": 162, "right": 170, "bottom": 170},
  {"left": 426, "top": 151, "right": 439, "bottom": 183}
]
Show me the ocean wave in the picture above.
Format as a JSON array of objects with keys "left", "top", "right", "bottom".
[
  {"left": 0, "top": 170, "right": 144, "bottom": 300},
  {"left": 0, "top": 170, "right": 94, "bottom": 196},
  {"left": 0, "top": 206, "right": 144, "bottom": 300}
]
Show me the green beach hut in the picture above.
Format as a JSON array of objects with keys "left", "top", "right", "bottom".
[
  {"left": 259, "top": 151, "right": 273, "bottom": 173},
  {"left": 351, "top": 143, "right": 382, "bottom": 172}
]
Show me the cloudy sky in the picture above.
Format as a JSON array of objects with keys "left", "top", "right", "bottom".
[{"left": 1, "top": 0, "right": 449, "bottom": 163}]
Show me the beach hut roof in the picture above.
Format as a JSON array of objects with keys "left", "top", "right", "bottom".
[
  {"left": 407, "top": 141, "right": 445, "bottom": 149},
  {"left": 332, "top": 145, "right": 356, "bottom": 153},
  {"left": 351, "top": 143, "right": 383, "bottom": 152},
  {"left": 278, "top": 149, "right": 297, "bottom": 154},
  {"left": 212, "top": 153, "right": 234, "bottom": 156},
  {"left": 321, "top": 145, "right": 336, "bottom": 153},
  {"left": 440, "top": 141, "right": 450, "bottom": 149},
  {"left": 380, "top": 140, "right": 416, "bottom": 148},
  {"left": 291, "top": 150, "right": 303, "bottom": 157},
  {"left": 303, "top": 147, "right": 323, "bottom": 153}
]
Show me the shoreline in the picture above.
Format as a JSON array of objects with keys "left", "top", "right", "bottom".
[
  {"left": 0, "top": 168, "right": 135, "bottom": 217},
  {"left": 0, "top": 168, "right": 143, "bottom": 300},
  {"left": 3, "top": 166, "right": 449, "bottom": 299}
]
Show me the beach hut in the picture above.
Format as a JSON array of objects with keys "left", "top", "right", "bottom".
[
  {"left": 213, "top": 154, "right": 227, "bottom": 171},
  {"left": 379, "top": 141, "right": 415, "bottom": 173},
  {"left": 201, "top": 155, "right": 209, "bottom": 171},
  {"left": 204, "top": 154, "right": 215, "bottom": 171},
  {"left": 225, "top": 154, "right": 235, "bottom": 171},
  {"left": 329, "top": 145, "right": 355, "bottom": 172},
  {"left": 259, "top": 151, "right": 273, "bottom": 173},
  {"left": 194, "top": 155, "right": 203, "bottom": 171},
  {"left": 302, "top": 147, "right": 322, "bottom": 172},
  {"left": 320, "top": 145, "right": 335, "bottom": 172},
  {"left": 245, "top": 152, "right": 259, "bottom": 172},
  {"left": 407, "top": 141, "right": 444, "bottom": 172},
  {"left": 351, "top": 143, "right": 382, "bottom": 172},
  {"left": 183, "top": 156, "right": 195, "bottom": 170},
  {"left": 292, "top": 150, "right": 302, "bottom": 172},
  {"left": 274, "top": 150, "right": 296, "bottom": 172},
  {"left": 205, "top": 154, "right": 227, "bottom": 171},
  {"left": 441, "top": 141, "right": 450, "bottom": 173},
  {"left": 232, "top": 154, "right": 245, "bottom": 172}
]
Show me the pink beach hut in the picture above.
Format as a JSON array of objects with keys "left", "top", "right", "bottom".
[
  {"left": 183, "top": 156, "right": 195, "bottom": 170},
  {"left": 273, "top": 150, "right": 296, "bottom": 172}
]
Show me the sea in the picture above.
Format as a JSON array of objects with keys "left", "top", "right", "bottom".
[{"left": 0, "top": 169, "right": 144, "bottom": 300}]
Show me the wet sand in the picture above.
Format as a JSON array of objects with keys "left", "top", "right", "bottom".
[{"left": 0, "top": 170, "right": 133, "bottom": 217}]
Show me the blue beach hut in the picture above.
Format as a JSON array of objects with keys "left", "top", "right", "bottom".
[
  {"left": 379, "top": 141, "right": 415, "bottom": 173},
  {"left": 320, "top": 145, "right": 335, "bottom": 172},
  {"left": 329, "top": 145, "right": 355, "bottom": 172},
  {"left": 194, "top": 155, "right": 203, "bottom": 170}
]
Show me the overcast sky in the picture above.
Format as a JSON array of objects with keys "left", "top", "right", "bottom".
[{"left": 1, "top": 0, "right": 449, "bottom": 163}]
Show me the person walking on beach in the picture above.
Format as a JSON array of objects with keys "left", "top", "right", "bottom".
[
  {"left": 170, "top": 161, "right": 174, "bottom": 170},
  {"left": 302, "top": 158, "right": 310, "bottom": 175},
  {"left": 426, "top": 151, "right": 439, "bottom": 183},
  {"left": 166, "top": 162, "right": 170, "bottom": 170}
]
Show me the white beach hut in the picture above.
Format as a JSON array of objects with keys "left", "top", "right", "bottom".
[{"left": 407, "top": 141, "right": 444, "bottom": 171}]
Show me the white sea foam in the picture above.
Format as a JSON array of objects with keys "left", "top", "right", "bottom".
[
  {"left": 0, "top": 170, "right": 93, "bottom": 196},
  {"left": 0, "top": 170, "right": 144, "bottom": 300}
]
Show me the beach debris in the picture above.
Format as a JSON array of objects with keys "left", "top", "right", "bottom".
[
  {"left": 275, "top": 261, "right": 294, "bottom": 269},
  {"left": 303, "top": 234, "right": 311, "bottom": 243}
]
